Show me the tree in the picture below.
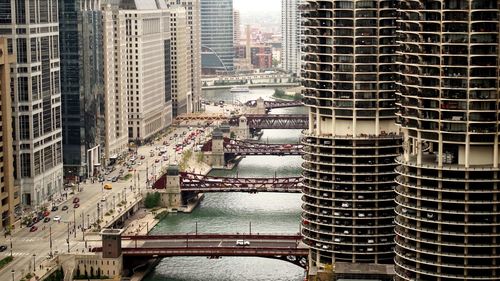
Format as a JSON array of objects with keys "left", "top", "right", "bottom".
[{"left": 144, "top": 192, "right": 161, "bottom": 209}]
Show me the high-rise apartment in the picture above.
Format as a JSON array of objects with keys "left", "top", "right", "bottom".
[
  {"left": 0, "top": 37, "right": 20, "bottom": 227},
  {"left": 102, "top": 3, "right": 129, "bottom": 164},
  {"left": 200, "top": 0, "right": 234, "bottom": 74},
  {"left": 395, "top": 1, "right": 500, "bottom": 280},
  {"left": 0, "top": 0, "right": 64, "bottom": 207},
  {"left": 116, "top": 1, "right": 172, "bottom": 143},
  {"left": 233, "top": 9, "right": 240, "bottom": 45},
  {"left": 281, "top": 0, "right": 303, "bottom": 76},
  {"left": 167, "top": 0, "right": 202, "bottom": 113},
  {"left": 169, "top": 6, "right": 191, "bottom": 117},
  {"left": 59, "top": 0, "right": 106, "bottom": 179},
  {"left": 301, "top": 0, "right": 400, "bottom": 279}
]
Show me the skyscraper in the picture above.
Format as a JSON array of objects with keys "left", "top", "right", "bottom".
[
  {"left": 395, "top": 1, "right": 500, "bottom": 280},
  {"left": 169, "top": 6, "right": 191, "bottom": 117},
  {"left": 167, "top": 0, "right": 202, "bottom": 113},
  {"left": 233, "top": 9, "right": 240, "bottom": 45},
  {"left": 0, "top": 0, "right": 64, "bottom": 207},
  {"left": 301, "top": 0, "right": 400, "bottom": 279},
  {"left": 101, "top": 2, "right": 130, "bottom": 164},
  {"left": 281, "top": 0, "right": 302, "bottom": 76},
  {"left": 0, "top": 37, "right": 20, "bottom": 227},
  {"left": 120, "top": 2, "right": 173, "bottom": 143},
  {"left": 200, "top": 0, "right": 234, "bottom": 74},
  {"left": 59, "top": 0, "right": 105, "bottom": 179}
]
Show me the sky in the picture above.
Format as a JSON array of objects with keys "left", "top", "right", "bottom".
[{"left": 233, "top": 0, "right": 281, "bottom": 13}]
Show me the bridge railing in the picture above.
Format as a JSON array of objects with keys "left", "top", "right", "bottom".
[{"left": 121, "top": 233, "right": 302, "bottom": 241}]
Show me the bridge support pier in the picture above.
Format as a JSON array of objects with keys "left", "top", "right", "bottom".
[
  {"left": 159, "top": 165, "right": 182, "bottom": 210},
  {"left": 233, "top": 116, "right": 250, "bottom": 139},
  {"left": 255, "top": 97, "right": 267, "bottom": 114},
  {"left": 209, "top": 129, "right": 225, "bottom": 168}
]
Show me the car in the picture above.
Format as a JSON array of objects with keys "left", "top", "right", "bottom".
[
  {"left": 51, "top": 206, "right": 59, "bottom": 212},
  {"left": 235, "top": 240, "right": 250, "bottom": 246},
  {"left": 30, "top": 226, "right": 38, "bottom": 232},
  {"left": 43, "top": 210, "right": 50, "bottom": 217},
  {"left": 128, "top": 167, "right": 134, "bottom": 172},
  {"left": 119, "top": 169, "right": 124, "bottom": 174},
  {"left": 155, "top": 159, "right": 160, "bottom": 163},
  {"left": 140, "top": 155, "right": 145, "bottom": 160},
  {"left": 27, "top": 221, "right": 36, "bottom": 227},
  {"left": 74, "top": 203, "right": 80, "bottom": 209},
  {"left": 73, "top": 197, "right": 80, "bottom": 204},
  {"left": 111, "top": 176, "right": 118, "bottom": 182},
  {"left": 62, "top": 205, "right": 69, "bottom": 211},
  {"left": 107, "top": 176, "right": 113, "bottom": 181},
  {"left": 101, "top": 196, "right": 107, "bottom": 202},
  {"left": 43, "top": 217, "right": 51, "bottom": 223},
  {"left": 104, "top": 185, "right": 112, "bottom": 190},
  {"left": 53, "top": 216, "right": 61, "bottom": 222},
  {"left": 0, "top": 245, "right": 7, "bottom": 252}
]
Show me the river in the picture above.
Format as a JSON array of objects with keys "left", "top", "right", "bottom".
[{"left": 144, "top": 87, "right": 306, "bottom": 281}]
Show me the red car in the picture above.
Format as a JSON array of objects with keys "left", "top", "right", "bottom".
[
  {"left": 73, "top": 203, "right": 80, "bottom": 209},
  {"left": 73, "top": 197, "right": 80, "bottom": 204},
  {"left": 30, "top": 226, "right": 38, "bottom": 232},
  {"left": 155, "top": 159, "right": 160, "bottom": 163},
  {"left": 43, "top": 210, "right": 50, "bottom": 217}
]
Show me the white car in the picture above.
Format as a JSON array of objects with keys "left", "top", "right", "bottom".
[
  {"left": 235, "top": 240, "right": 250, "bottom": 246},
  {"left": 53, "top": 215, "right": 61, "bottom": 222}
]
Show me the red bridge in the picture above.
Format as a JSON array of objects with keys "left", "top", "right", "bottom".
[
  {"left": 228, "top": 114, "right": 308, "bottom": 129},
  {"left": 179, "top": 172, "right": 302, "bottom": 193},
  {"left": 245, "top": 100, "right": 303, "bottom": 109},
  {"left": 93, "top": 233, "right": 308, "bottom": 268},
  {"left": 152, "top": 172, "right": 302, "bottom": 193},
  {"left": 201, "top": 138, "right": 303, "bottom": 156}
]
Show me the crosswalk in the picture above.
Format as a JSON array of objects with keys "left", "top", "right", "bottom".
[{"left": 0, "top": 251, "right": 31, "bottom": 257}]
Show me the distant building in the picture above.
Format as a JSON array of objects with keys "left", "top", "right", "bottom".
[
  {"left": 281, "top": 0, "right": 302, "bottom": 76},
  {"left": 200, "top": 0, "right": 234, "bottom": 74},
  {"left": 59, "top": 0, "right": 106, "bottom": 179},
  {"left": 250, "top": 46, "right": 273, "bottom": 69},
  {"left": 0, "top": 0, "right": 64, "bottom": 207},
  {"left": 0, "top": 38, "right": 20, "bottom": 227},
  {"left": 233, "top": 9, "right": 240, "bottom": 45}
]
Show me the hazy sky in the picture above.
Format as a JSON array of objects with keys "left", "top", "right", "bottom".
[{"left": 233, "top": 0, "right": 281, "bottom": 12}]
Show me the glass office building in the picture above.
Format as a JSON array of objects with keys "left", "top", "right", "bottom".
[{"left": 200, "top": 0, "right": 234, "bottom": 73}]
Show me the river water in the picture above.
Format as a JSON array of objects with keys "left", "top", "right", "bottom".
[{"left": 144, "top": 87, "right": 306, "bottom": 281}]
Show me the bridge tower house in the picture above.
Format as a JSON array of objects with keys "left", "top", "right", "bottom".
[
  {"left": 160, "top": 165, "right": 182, "bottom": 209},
  {"left": 255, "top": 97, "right": 267, "bottom": 114},
  {"left": 234, "top": 116, "right": 249, "bottom": 139},
  {"left": 210, "top": 129, "right": 225, "bottom": 168}
]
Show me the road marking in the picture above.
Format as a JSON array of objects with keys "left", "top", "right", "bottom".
[{"left": 218, "top": 241, "right": 223, "bottom": 247}]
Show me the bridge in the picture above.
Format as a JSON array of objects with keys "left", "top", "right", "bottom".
[
  {"left": 152, "top": 172, "right": 302, "bottom": 193},
  {"left": 245, "top": 100, "right": 303, "bottom": 110},
  {"left": 201, "top": 138, "right": 303, "bottom": 156},
  {"left": 94, "top": 232, "right": 308, "bottom": 268},
  {"left": 228, "top": 114, "right": 308, "bottom": 130}
]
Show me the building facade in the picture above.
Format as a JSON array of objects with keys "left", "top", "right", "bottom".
[
  {"left": 301, "top": 0, "right": 400, "bottom": 278},
  {"left": 167, "top": 0, "right": 202, "bottom": 113},
  {"left": 169, "top": 6, "right": 191, "bottom": 117},
  {"left": 120, "top": 1, "right": 172, "bottom": 143},
  {"left": 233, "top": 9, "right": 240, "bottom": 45},
  {"left": 59, "top": 0, "right": 105, "bottom": 179},
  {"left": 395, "top": 1, "right": 500, "bottom": 280},
  {"left": 281, "top": 0, "right": 303, "bottom": 76},
  {"left": 200, "top": 0, "right": 234, "bottom": 74},
  {"left": 102, "top": 4, "right": 129, "bottom": 164},
  {"left": 0, "top": 37, "right": 20, "bottom": 227},
  {"left": 0, "top": 0, "right": 64, "bottom": 207}
]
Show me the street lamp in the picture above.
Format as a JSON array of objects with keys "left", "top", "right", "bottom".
[
  {"left": 11, "top": 269, "right": 14, "bottom": 281},
  {"left": 32, "top": 253, "right": 36, "bottom": 272}
]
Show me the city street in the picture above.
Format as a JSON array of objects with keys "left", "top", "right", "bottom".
[{"left": 0, "top": 124, "right": 214, "bottom": 281}]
